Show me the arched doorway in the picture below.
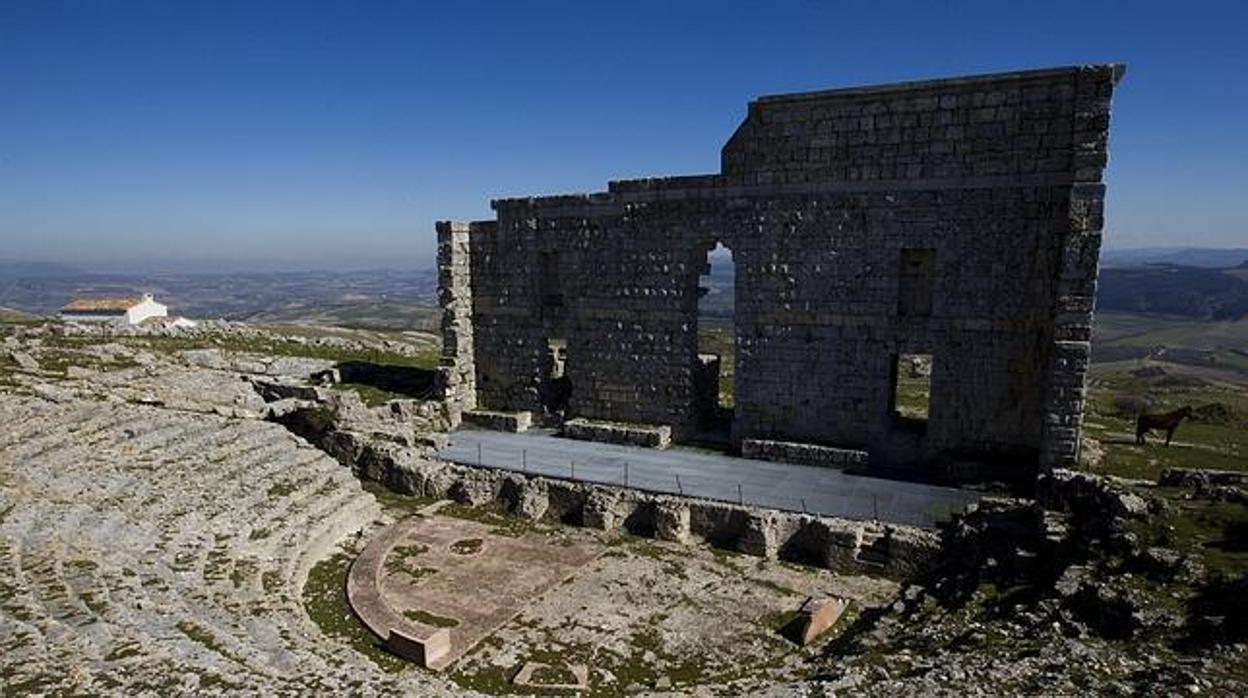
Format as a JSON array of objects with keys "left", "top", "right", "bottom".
[{"left": 694, "top": 241, "right": 736, "bottom": 442}]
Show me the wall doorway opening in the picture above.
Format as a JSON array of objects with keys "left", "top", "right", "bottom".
[
  {"left": 539, "top": 338, "right": 571, "bottom": 423},
  {"left": 890, "top": 353, "right": 932, "bottom": 433},
  {"left": 696, "top": 242, "right": 736, "bottom": 436}
]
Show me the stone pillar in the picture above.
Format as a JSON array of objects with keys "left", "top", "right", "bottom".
[
  {"left": 738, "top": 512, "right": 778, "bottom": 559},
  {"left": 436, "top": 221, "right": 477, "bottom": 426},
  {"left": 654, "top": 501, "right": 691, "bottom": 544},
  {"left": 1039, "top": 65, "right": 1125, "bottom": 469}
]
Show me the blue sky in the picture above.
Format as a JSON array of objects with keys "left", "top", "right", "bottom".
[{"left": 1, "top": 0, "right": 1245, "bottom": 271}]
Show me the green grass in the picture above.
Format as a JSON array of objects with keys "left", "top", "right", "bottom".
[
  {"left": 1094, "top": 312, "right": 1248, "bottom": 351},
  {"left": 1130, "top": 487, "right": 1248, "bottom": 578},
  {"left": 230, "top": 559, "right": 257, "bottom": 589},
  {"left": 249, "top": 303, "right": 440, "bottom": 332},
  {"left": 360, "top": 481, "right": 438, "bottom": 517},
  {"left": 47, "top": 332, "right": 439, "bottom": 370},
  {"left": 699, "top": 321, "right": 736, "bottom": 408},
  {"left": 176, "top": 620, "right": 228, "bottom": 655},
  {"left": 1083, "top": 360, "right": 1248, "bottom": 480},
  {"left": 440, "top": 503, "right": 551, "bottom": 538},
  {"left": 893, "top": 373, "right": 930, "bottom": 421},
  {"left": 383, "top": 543, "right": 437, "bottom": 582},
  {"left": 334, "top": 382, "right": 407, "bottom": 407},
  {"left": 302, "top": 547, "right": 408, "bottom": 674},
  {"left": 267, "top": 480, "right": 299, "bottom": 499}
]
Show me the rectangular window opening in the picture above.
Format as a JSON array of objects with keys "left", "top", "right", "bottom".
[
  {"left": 539, "top": 251, "right": 564, "bottom": 308},
  {"left": 891, "top": 353, "right": 932, "bottom": 430},
  {"left": 898, "top": 248, "right": 936, "bottom": 317}
]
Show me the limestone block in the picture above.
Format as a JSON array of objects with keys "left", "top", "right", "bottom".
[
  {"left": 385, "top": 627, "right": 450, "bottom": 669},
  {"left": 561, "top": 418, "right": 672, "bottom": 449},
  {"left": 738, "top": 513, "right": 778, "bottom": 559},
  {"left": 653, "top": 501, "right": 691, "bottom": 544},
  {"left": 581, "top": 489, "right": 625, "bottom": 531},
  {"left": 463, "top": 409, "right": 532, "bottom": 433},
  {"left": 9, "top": 351, "right": 39, "bottom": 371},
  {"left": 448, "top": 474, "right": 496, "bottom": 507},
  {"left": 783, "top": 596, "right": 849, "bottom": 646}
]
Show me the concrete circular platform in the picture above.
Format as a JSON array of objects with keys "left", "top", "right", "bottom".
[{"left": 346, "top": 509, "right": 602, "bottom": 671}]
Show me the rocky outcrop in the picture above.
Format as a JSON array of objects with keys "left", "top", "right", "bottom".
[{"left": 1036, "top": 468, "right": 1150, "bottom": 521}]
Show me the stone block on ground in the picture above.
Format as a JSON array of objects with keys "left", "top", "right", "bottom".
[
  {"left": 463, "top": 409, "right": 532, "bottom": 433},
  {"left": 9, "top": 351, "right": 39, "bottom": 371},
  {"left": 741, "top": 439, "right": 868, "bottom": 468},
  {"left": 385, "top": 627, "right": 451, "bottom": 669},
  {"left": 782, "top": 596, "right": 849, "bottom": 646},
  {"left": 561, "top": 418, "right": 672, "bottom": 449}
]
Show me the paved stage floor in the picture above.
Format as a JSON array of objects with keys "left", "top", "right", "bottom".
[{"left": 436, "top": 428, "right": 981, "bottom": 529}]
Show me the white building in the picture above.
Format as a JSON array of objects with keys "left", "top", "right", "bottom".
[{"left": 60, "top": 293, "right": 169, "bottom": 325}]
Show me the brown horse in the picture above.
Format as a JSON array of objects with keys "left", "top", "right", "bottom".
[{"left": 1135, "top": 405, "right": 1192, "bottom": 446}]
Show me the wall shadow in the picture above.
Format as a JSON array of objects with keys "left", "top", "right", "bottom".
[{"left": 336, "top": 361, "right": 438, "bottom": 400}]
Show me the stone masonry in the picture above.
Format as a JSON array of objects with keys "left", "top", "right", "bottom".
[{"left": 438, "top": 65, "right": 1125, "bottom": 477}]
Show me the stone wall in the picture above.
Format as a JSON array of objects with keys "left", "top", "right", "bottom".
[
  {"left": 365, "top": 455, "right": 941, "bottom": 579},
  {"left": 440, "top": 65, "right": 1124, "bottom": 477},
  {"left": 741, "top": 439, "right": 868, "bottom": 468},
  {"left": 435, "top": 221, "right": 478, "bottom": 426}
]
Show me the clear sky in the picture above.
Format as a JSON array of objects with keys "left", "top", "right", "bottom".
[{"left": 1, "top": 0, "right": 1245, "bottom": 271}]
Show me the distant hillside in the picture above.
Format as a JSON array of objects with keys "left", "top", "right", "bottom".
[
  {"left": 1101, "top": 247, "right": 1248, "bottom": 269},
  {"left": 0, "top": 267, "right": 437, "bottom": 319},
  {"left": 0, "top": 307, "right": 39, "bottom": 322},
  {"left": 1097, "top": 263, "right": 1248, "bottom": 320},
  {"left": 0, "top": 262, "right": 84, "bottom": 279}
]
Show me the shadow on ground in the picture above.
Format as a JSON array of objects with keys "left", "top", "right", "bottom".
[{"left": 337, "top": 361, "right": 438, "bottom": 400}]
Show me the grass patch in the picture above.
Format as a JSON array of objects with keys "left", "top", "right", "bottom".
[
  {"left": 302, "top": 547, "right": 408, "bottom": 673},
  {"left": 440, "top": 503, "right": 551, "bottom": 538},
  {"left": 361, "top": 481, "right": 438, "bottom": 518},
  {"left": 104, "top": 641, "right": 143, "bottom": 662},
  {"left": 699, "top": 321, "right": 735, "bottom": 408},
  {"left": 383, "top": 543, "right": 437, "bottom": 582},
  {"left": 231, "top": 559, "right": 257, "bottom": 589},
  {"left": 334, "top": 382, "right": 405, "bottom": 407},
  {"left": 103, "top": 333, "right": 439, "bottom": 369},
  {"left": 1130, "top": 487, "right": 1248, "bottom": 578},
  {"left": 176, "top": 620, "right": 229, "bottom": 656},
  {"left": 1084, "top": 360, "right": 1248, "bottom": 480},
  {"left": 894, "top": 372, "right": 930, "bottom": 421},
  {"left": 267, "top": 480, "right": 298, "bottom": 499}
]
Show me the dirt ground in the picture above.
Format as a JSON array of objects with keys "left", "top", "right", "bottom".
[{"left": 380, "top": 507, "right": 904, "bottom": 695}]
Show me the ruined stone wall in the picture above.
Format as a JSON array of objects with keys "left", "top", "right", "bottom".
[
  {"left": 435, "top": 221, "right": 478, "bottom": 425},
  {"left": 443, "top": 65, "right": 1123, "bottom": 476}
]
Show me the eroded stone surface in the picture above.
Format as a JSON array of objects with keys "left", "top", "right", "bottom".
[
  {"left": 0, "top": 371, "right": 461, "bottom": 694},
  {"left": 451, "top": 533, "right": 898, "bottom": 694}
]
